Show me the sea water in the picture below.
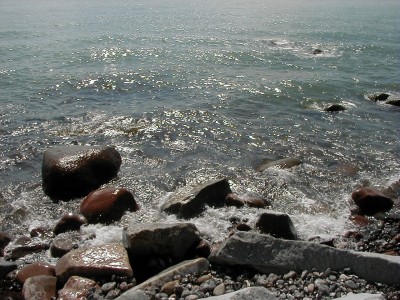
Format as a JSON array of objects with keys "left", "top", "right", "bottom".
[{"left": 0, "top": 0, "right": 399, "bottom": 245}]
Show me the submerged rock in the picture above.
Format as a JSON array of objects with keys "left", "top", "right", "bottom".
[
  {"left": 80, "top": 187, "right": 139, "bottom": 223},
  {"left": 351, "top": 187, "right": 394, "bottom": 216},
  {"left": 324, "top": 104, "right": 346, "bottom": 112},
  {"left": 42, "top": 145, "right": 122, "bottom": 200},
  {"left": 160, "top": 178, "right": 232, "bottom": 218},
  {"left": 256, "top": 157, "right": 302, "bottom": 172},
  {"left": 368, "top": 93, "right": 390, "bottom": 101},
  {"left": 256, "top": 211, "right": 298, "bottom": 240}
]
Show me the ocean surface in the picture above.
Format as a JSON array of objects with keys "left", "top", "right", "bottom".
[{"left": 0, "top": 0, "right": 399, "bottom": 245}]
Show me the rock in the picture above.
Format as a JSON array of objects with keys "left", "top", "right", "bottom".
[
  {"left": 0, "top": 257, "right": 18, "bottom": 279},
  {"left": 114, "top": 290, "right": 150, "bottom": 300},
  {"left": 312, "top": 49, "right": 323, "bottom": 55},
  {"left": 332, "top": 163, "right": 359, "bottom": 177},
  {"left": 16, "top": 262, "right": 55, "bottom": 283},
  {"left": 160, "top": 178, "right": 232, "bottom": 218},
  {"left": 115, "top": 258, "right": 209, "bottom": 300},
  {"left": 209, "top": 231, "right": 400, "bottom": 285},
  {"left": 385, "top": 99, "right": 400, "bottom": 106},
  {"left": 335, "top": 293, "right": 385, "bottom": 300},
  {"left": 225, "top": 193, "right": 245, "bottom": 207},
  {"left": 0, "top": 232, "right": 12, "bottom": 256},
  {"left": 10, "top": 237, "right": 50, "bottom": 260},
  {"left": 55, "top": 243, "right": 133, "bottom": 284},
  {"left": 245, "top": 198, "right": 271, "bottom": 208},
  {"left": 80, "top": 187, "right": 139, "bottom": 223},
  {"left": 350, "top": 215, "right": 371, "bottom": 227},
  {"left": 351, "top": 187, "right": 394, "bottom": 216},
  {"left": 53, "top": 213, "right": 87, "bottom": 235},
  {"left": 58, "top": 276, "right": 100, "bottom": 300},
  {"left": 123, "top": 222, "right": 201, "bottom": 260},
  {"left": 256, "top": 158, "right": 302, "bottom": 172},
  {"left": 160, "top": 279, "right": 180, "bottom": 295},
  {"left": 50, "top": 236, "right": 77, "bottom": 258},
  {"left": 30, "top": 227, "right": 54, "bottom": 239},
  {"left": 213, "top": 283, "right": 226, "bottom": 296},
  {"left": 236, "top": 223, "right": 252, "bottom": 231},
  {"left": 42, "top": 145, "right": 122, "bottom": 200},
  {"left": 186, "top": 239, "right": 211, "bottom": 258},
  {"left": 324, "top": 104, "right": 346, "bottom": 112},
  {"left": 205, "top": 287, "right": 277, "bottom": 300},
  {"left": 368, "top": 93, "right": 390, "bottom": 101},
  {"left": 22, "top": 275, "right": 57, "bottom": 300},
  {"left": 255, "top": 212, "right": 298, "bottom": 240}
]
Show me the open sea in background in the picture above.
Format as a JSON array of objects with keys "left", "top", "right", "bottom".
[{"left": 0, "top": 0, "right": 399, "bottom": 245}]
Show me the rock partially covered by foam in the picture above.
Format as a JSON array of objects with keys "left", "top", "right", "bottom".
[
  {"left": 256, "top": 211, "right": 298, "bottom": 240},
  {"left": 351, "top": 187, "right": 394, "bottom": 216},
  {"left": 42, "top": 146, "right": 122, "bottom": 200}
]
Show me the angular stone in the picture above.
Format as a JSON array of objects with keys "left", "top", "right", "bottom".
[
  {"left": 351, "top": 187, "right": 394, "bottom": 216},
  {"left": 114, "top": 258, "right": 209, "bottom": 300},
  {"left": 160, "top": 178, "right": 232, "bottom": 218},
  {"left": 55, "top": 243, "right": 133, "bottom": 284},
  {"left": 209, "top": 232, "right": 400, "bottom": 285},
  {"left": 123, "top": 222, "right": 201, "bottom": 260},
  {"left": 22, "top": 275, "right": 57, "bottom": 300},
  {"left": 206, "top": 287, "right": 277, "bottom": 300},
  {"left": 256, "top": 157, "right": 302, "bottom": 172},
  {"left": 256, "top": 212, "right": 298, "bottom": 240},
  {"left": 42, "top": 146, "right": 122, "bottom": 200},
  {"left": 58, "top": 276, "right": 100, "bottom": 300},
  {"left": 80, "top": 187, "right": 139, "bottom": 223},
  {"left": 53, "top": 213, "right": 87, "bottom": 235},
  {"left": 16, "top": 262, "right": 55, "bottom": 283}
]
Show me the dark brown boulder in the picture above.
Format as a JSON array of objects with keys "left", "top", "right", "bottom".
[
  {"left": 53, "top": 213, "right": 87, "bottom": 235},
  {"left": 256, "top": 212, "right": 298, "bottom": 240},
  {"left": 42, "top": 146, "right": 122, "bottom": 200},
  {"left": 16, "top": 262, "right": 55, "bottom": 284},
  {"left": 351, "top": 187, "right": 394, "bottom": 216},
  {"left": 80, "top": 187, "right": 138, "bottom": 223},
  {"left": 225, "top": 193, "right": 245, "bottom": 207}
]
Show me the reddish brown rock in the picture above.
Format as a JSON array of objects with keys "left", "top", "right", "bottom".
[
  {"left": 55, "top": 243, "right": 133, "bottom": 284},
  {"left": 50, "top": 237, "right": 76, "bottom": 258},
  {"left": 58, "top": 276, "right": 100, "bottom": 300},
  {"left": 10, "top": 238, "right": 50, "bottom": 260},
  {"left": 80, "top": 187, "right": 138, "bottom": 223},
  {"left": 53, "top": 213, "right": 87, "bottom": 235},
  {"left": 351, "top": 187, "right": 394, "bottom": 216},
  {"left": 350, "top": 215, "right": 371, "bottom": 227},
  {"left": 225, "top": 193, "right": 245, "bottom": 207},
  {"left": 244, "top": 198, "right": 271, "bottom": 208},
  {"left": 42, "top": 146, "right": 122, "bottom": 200},
  {"left": 16, "top": 262, "right": 55, "bottom": 284},
  {"left": 22, "top": 275, "right": 57, "bottom": 300}
]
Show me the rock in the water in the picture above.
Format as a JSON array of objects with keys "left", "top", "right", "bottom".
[
  {"left": 368, "top": 93, "right": 390, "bottom": 101},
  {"left": 50, "top": 236, "right": 77, "bottom": 258},
  {"left": 244, "top": 198, "right": 271, "bottom": 208},
  {"left": 209, "top": 231, "right": 400, "bottom": 285},
  {"left": 30, "top": 227, "right": 54, "bottom": 239},
  {"left": 10, "top": 237, "right": 50, "bottom": 260},
  {"left": 16, "top": 262, "right": 55, "bottom": 284},
  {"left": 55, "top": 243, "right": 133, "bottom": 284},
  {"left": 206, "top": 287, "right": 277, "bottom": 300},
  {"left": 22, "top": 275, "right": 57, "bottom": 300},
  {"left": 160, "top": 178, "right": 232, "bottom": 218},
  {"left": 80, "top": 187, "right": 139, "bottom": 223},
  {"left": 42, "top": 145, "right": 122, "bottom": 200},
  {"left": 58, "top": 276, "right": 100, "bottom": 300},
  {"left": 256, "top": 157, "right": 302, "bottom": 172},
  {"left": 53, "top": 213, "right": 87, "bottom": 235},
  {"left": 312, "top": 49, "right": 323, "bottom": 55},
  {"left": 324, "top": 104, "right": 346, "bottom": 112},
  {"left": 0, "top": 232, "right": 12, "bottom": 257},
  {"left": 225, "top": 193, "right": 245, "bottom": 207},
  {"left": 256, "top": 212, "right": 298, "bottom": 240},
  {"left": 0, "top": 258, "right": 18, "bottom": 279},
  {"left": 123, "top": 222, "right": 201, "bottom": 260},
  {"left": 351, "top": 187, "right": 394, "bottom": 216},
  {"left": 385, "top": 99, "right": 400, "bottom": 106}
]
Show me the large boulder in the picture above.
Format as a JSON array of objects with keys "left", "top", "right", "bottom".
[
  {"left": 351, "top": 187, "right": 394, "bottom": 216},
  {"left": 209, "top": 232, "right": 400, "bottom": 285},
  {"left": 255, "top": 211, "right": 298, "bottom": 240},
  {"left": 256, "top": 158, "right": 302, "bottom": 172},
  {"left": 55, "top": 243, "right": 133, "bottom": 284},
  {"left": 80, "top": 187, "right": 139, "bottom": 223},
  {"left": 42, "top": 146, "right": 122, "bottom": 200},
  {"left": 160, "top": 178, "right": 232, "bottom": 218}
]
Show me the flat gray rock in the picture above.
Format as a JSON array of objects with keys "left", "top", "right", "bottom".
[
  {"left": 209, "top": 232, "right": 400, "bottom": 285},
  {"left": 206, "top": 287, "right": 277, "bottom": 300},
  {"left": 335, "top": 293, "right": 385, "bottom": 300}
]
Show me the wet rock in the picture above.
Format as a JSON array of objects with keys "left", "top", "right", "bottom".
[
  {"left": 50, "top": 236, "right": 77, "bottom": 258},
  {"left": 55, "top": 243, "right": 133, "bottom": 284},
  {"left": 236, "top": 223, "right": 252, "bottom": 231},
  {"left": 312, "top": 49, "right": 323, "bottom": 55},
  {"left": 80, "top": 187, "right": 139, "bottom": 223},
  {"left": 256, "top": 211, "right": 298, "bottom": 240},
  {"left": 123, "top": 222, "right": 201, "bottom": 261},
  {"left": 22, "top": 275, "right": 57, "bottom": 300},
  {"left": 16, "top": 262, "right": 55, "bottom": 283},
  {"left": 385, "top": 99, "right": 400, "bottom": 106},
  {"left": 0, "top": 232, "right": 12, "bottom": 256},
  {"left": 160, "top": 178, "right": 232, "bottom": 218},
  {"left": 256, "top": 157, "right": 302, "bottom": 172},
  {"left": 332, "top": 163, "right": 359, "bottom": 177},
  {"left": 324, "top": 104, "right": 346, "bottom": 112},
  {"left": 368, "top": 93, "right": 390, "bottom": 101},
  {"left": 225, "top": 193, "right": 244, "bottom": 207},
  {"left": 10, "top": 237, "right": 50, "bottom": 260},
  {"left": 350, "top": 215, "right": 371, "bottom": 227},
  {"left": 351, "top": 187, "right": 394, "bottom": 216},
  {"left": 187, "top": 239, "right": 211, "bottom": 258},
  {"left": 209, "top": 231, "right": 400, "bottom": 285},
  {"left": 53, "top": 213, "right": 87, "bottom": 235},
  {"left": 0, "top": 257, "right": 18, "bottom": 279},
  {"left": 244, "top": 198, "right": 271, "bottom": 208},
  {"left": 58, "top": 276, "right": 100, "bottom": 300},
  {"left": 30, "top": 227, "right": 54, "bottom": 239},
  {"left": 42, "top": 145, "right": 122, "bottom": 200}
]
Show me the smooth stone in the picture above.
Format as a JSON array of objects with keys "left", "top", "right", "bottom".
[
  {"left": 205, "top": 287, "right": 277, "bottom": 300},
  {"left": 244, "top": 198, "right": 271, "bottom": 208},
  {"left": 186, "top": 239, "right": 211, "bottom": 258},
  {"left": 368, "top": 93, "right": 390, "bottom": 101},
  {"left": 349, "top": 215, "right": 371, "bottom": 227},
  {"left": 53, "top": 213, "right": 87, "bottom": 235},
  {"left": 335, "top": 293, "right": 385, "bottom": 300},
  {"left": 58, "top": 276, "right": 100, "bottom": 300},
  {"left": 22, "top": 275, "right": 57, "bottom": 300},
  {"left": 324, "top": 104, "right": 346, "bottom": 112},
  {"left": 50, "top": 236, "right": 76, "bottom": 258},
  {"left": 209, "top": 231, "right": 400, "bottom": 285},
  {"left": 80, "top": 187, "right": 139, "bottom": 223},
  {"left": 114, "top": 258, "right": 209, "bottom": 300},
  {"left": 351, "top": 187, "right": 394, "bottom": 216},
  {"left": 256, "top": 158, "right": 302, "bottom": 172},
  {"left": 255, "top": 211, "right": 298, "bottom": 240},
  {"left": 16, "top": 262, "right": 55, "bottom": 283},
  {"left": 160, "top": 178, "right": 232, "bottom": 218},
  {"left": 213, "top": 283, "right": 226, "bottom": 296},
  {"left": 42, "top": 145, "right": 121, "bottom": 200},
  {"left": 225, "top": 193, "right": 245, "bottom": 207},
  {"left": 160, "top": 279, "right": 180, "bottom": 295},
  {"left": 123, "top": 222, "right": 201, "bottom": 260},
  {"left": 55, "top": 243, "right": 133, "bottom": 284},
  {"left": 113, "top": 290, "right": 150, "bottom": 300},
  {"left": 236, "top": 223, "right": 252, "bottom": 231}
]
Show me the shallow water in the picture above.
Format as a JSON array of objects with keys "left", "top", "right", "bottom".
[{"left": 0, "top": 0, "right": 399, "bottom": 245}]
